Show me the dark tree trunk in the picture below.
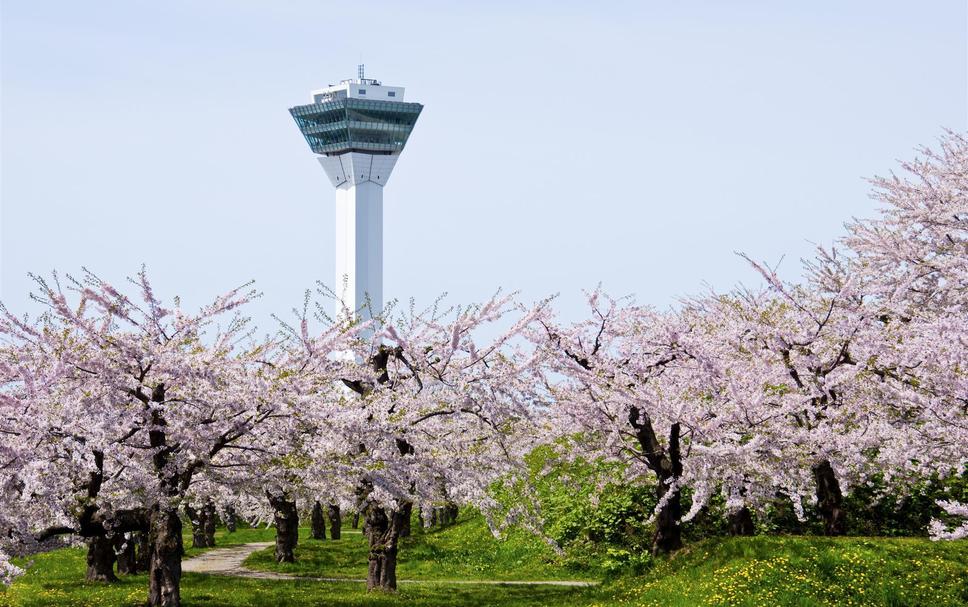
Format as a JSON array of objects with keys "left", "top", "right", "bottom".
[
  {"left": 328, "top": 504, "right": 342, "bottom": 540},
  {"left": 399, "top": 502, "right": 412, "bottom": 537},
  {"left": 652, "top": 472, "right": 683, "bottom": 555},
  {"left": 225, "top": 506, "right": 237, "bottom": 533},
  {"left": 145, "top": 384, "right": 183, "bottom": 607},
  {"left": 813, "top": 460, "right": 846, "bottom": 535},
  {"left": 85, "top": 535, "right": 118, "bottom": 582},
  {"left": 202, "top": 502, "right": 217, "bottom": 547},
  {"left": 268, "top": 494, "right": 299, "bottom": 563},
  {"left": 185, "top": 505, "right": 208, "bottom": 549},
  {"left": 728, "top": 506, "right": 755, "bottom": 536},
  {"left": 628, "top": 411, "right": 683, "bottom": 556},
  {"left": 115, "top": 533, "right": 138, "bottom": 575},
  {"left": 311, "top": 501, "right": 327, "bottom": 539},
  {"left": 135, "top": 531, "right": 151, "bottom": 572},
  {"left": 445, "top": 503, "right": 458, "bottom": 525},
  {"left": 352, "top": 511, "right": 360, "bottom": 529},
  {"left": 81, "top": 449, "right": 116, "bottom": 584},
  {"left": 147, "top": 505, "right": 183, "bottom": 607},
  {"left": 364, "top": 505, "right": 407, "bottom": 591}
]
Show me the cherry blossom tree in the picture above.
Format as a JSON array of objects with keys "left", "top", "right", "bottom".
[
  {"left": 731, "top": 256, "right": 881, "bottom": 534},
  {"left": 0, "top": 269, "right": 352, "bottom": 606},
  {"left": 0, "top": 320, "right": 143, "bottom": 583},
  {"left": 289, "top": 292, "right": 551, "bottom": 591},
  {"left": 840, "top": 131, "right": 968, "bottom": 540},
  {"left": 531, "top": 291, "right": 763, "bottom": 554},
  {"left": 715, "top": 131, "right": 968, "bottom": 538}
]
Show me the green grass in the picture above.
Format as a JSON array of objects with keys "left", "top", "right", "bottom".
[
  {"left": 245, "top": 514, "right": 598, "bottom": 581},
  {"left": 0, "top": 547, "right": 587, "bottom": 607},
  {"left": 2, "top": 517, "right": 966, "bottom": 606},
  {"left": 604, "top": 536, "right": 968, "bottom": 607}
]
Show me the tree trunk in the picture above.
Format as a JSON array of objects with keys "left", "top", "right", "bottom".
[
  {"left": 85, "top": 535, "right": 118, "bottom": 582},
  {"left": 328, "top": 504, "right": 342, "bottom": 540},
  {"left": 145, "top": 385, "right": 183, "bottom": 607},
  {"left": 115, "top": 533, "right": 138, "bottom": 575},
  {"left": 352, "top": 511, "right": 360, "bottom": 529},
  {"left": 135, "top": 531, "right": 151, "bottom": 572},
  {"left": 652, "top": 473, "right": 683, "bottom": 555},
  {"left": 184, "top": 505, "right": 208, "bottom": 549},
  {"left": 445, "top": 503, "right": 458, "bottom": 525},
  {"left": 311, "top": 502, "right": 327, "bottom": 539},
  {"left": 813, "top": 460, "right": 846, "bottom": 535},
  {"left": 147, "top": 505, "right": 183, "bottom": 607},
  {"left": 728, "top": 506, "right": 755, "bottom": 536},
  {"left": 629, "top": 410, "right": 683, "bottom": 556},
  {"left": 366, "top": 507, "right": 395, "bottom": 591},
  {"left": 364, "top": 505, "right": 408, "bottom": 591},
  {"left": 202, "top": 502, "right": 217, "bottom": 547},
  {"left": 399, "top": 502, "right": 412, "bottom": 537},
  {"left": 225, "top": 506, "right": 237, "bottom": 533},
  {"left": 268, "top": 494, "right": 299, "bottom": 563}
]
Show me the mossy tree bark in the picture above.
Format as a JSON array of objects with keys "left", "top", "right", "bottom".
[
  {"left": 135, "top": 531, "right": 151, "bottom": 572},
  {"left": 364, "top": 505, "right": 409, "bottom": 591},
  {"left": 813, "top": 460, "right": 846, "bottom": 535},
  {"left": 184, "top": 505, "right": 208, "bottom": 549},
  {"left": 85, "top": 535, "right": 118, "bottom": 582},
  {"left": 224, "top": 506, "right": 237, "bottom": 533},
  {"left": 115, "top": 533, "right": 138, "bottom": 575},
  {"left": 268, "top": 493, "right": 299, "bottom": 563},
  {"left": 311, "top": 501, "right": 326, "bottom": 540},
  {"left": 328, "top": 504, "right": 342, "bottom": 540},
  {"left": 147, "top": 504, "right": 183, "bottom": 607},
  {"left": 728, "top": 507, "right": 755, "bottom": 536},
  {"left": 399, "top": 502, "right": 412, "bottom": 537},
  {"left": 202, "top": 502, "right": 217, "bottom": 547}
]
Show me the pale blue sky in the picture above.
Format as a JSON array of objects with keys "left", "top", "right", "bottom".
[{"left": 2, "top": 1, "right": 966, "bottom": 325}]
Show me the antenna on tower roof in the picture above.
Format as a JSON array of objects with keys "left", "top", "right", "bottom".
[{"left": 358, "top": 64, "right": 365, "bottom": 80}]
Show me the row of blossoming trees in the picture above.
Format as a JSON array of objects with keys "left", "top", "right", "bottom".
[{"left": 1, "top": 132, "right": 966, "bottom": 606}]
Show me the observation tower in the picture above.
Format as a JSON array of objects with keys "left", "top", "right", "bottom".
[{"left": 289, "top": 66, "right": 422, "bottom": 321}]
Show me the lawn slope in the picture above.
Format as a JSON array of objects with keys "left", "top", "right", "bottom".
[
  {"left": 606, "top": 535, "right": 968, "bottom": 607},
  {"left": 245, "top": 514, "right": 598, "bottom": 581}
]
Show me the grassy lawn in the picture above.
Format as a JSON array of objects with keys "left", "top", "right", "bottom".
[
  {"left": 245, "top": 514, "right": 598, "bottom": 581},
  {"left": 2, "top": 516, "right": 967, "bottom": 606},
  {"left": 0, "top": 547, "right": 589, "bottom": 607},
  {"left": 607, "top": 535, "right": 968, "bottom": 607}
]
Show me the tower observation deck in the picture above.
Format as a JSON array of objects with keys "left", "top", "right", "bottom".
[{"left": 289, "top": 68, "right": 422, "bottom": 322}]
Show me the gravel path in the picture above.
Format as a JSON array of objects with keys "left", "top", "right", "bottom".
[{"left": 182, "top": 542, "right": 597, "bottom": 587}]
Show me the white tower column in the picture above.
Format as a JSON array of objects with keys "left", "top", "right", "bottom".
[
  {"left": 318, "top": 151, "right": 401, "bottom": 321},
  {"left": 334, "top": 181, "right": 383, "bottom": 321}
]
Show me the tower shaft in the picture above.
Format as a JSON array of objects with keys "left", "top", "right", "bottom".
[{"left": 334, "top": 182, "right": 383, "bottom": 320}]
